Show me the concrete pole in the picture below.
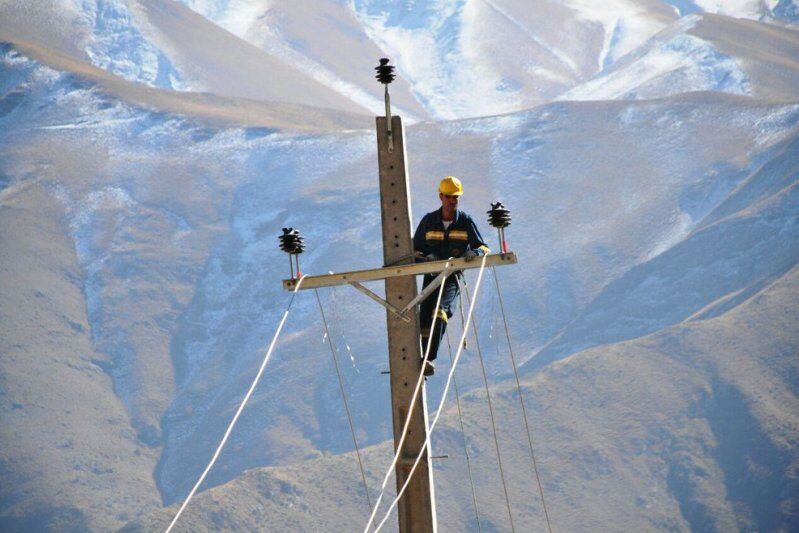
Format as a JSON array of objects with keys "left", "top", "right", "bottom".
[{"left": 375, "top": 115, "right": 437, "bottom": 533}]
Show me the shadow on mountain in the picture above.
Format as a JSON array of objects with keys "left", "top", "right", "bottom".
[
  {"left": 0, "top": 506, "right": 89, "bottom": 533},
  {"left": 706, "top": 380, "right": 799, "bottom": 530}
]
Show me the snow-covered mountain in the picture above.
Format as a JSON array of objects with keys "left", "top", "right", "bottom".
[{"left": 1, "top": 1, "right": 798, "bottom": 531}]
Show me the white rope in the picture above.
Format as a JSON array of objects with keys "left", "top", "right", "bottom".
[
  {"left": 444, "top": 329, "right": 482, "bottom": 532},
  {"left": 362, "top": 261, "right": 452, "bottom": 533},
  {"left": 165, "top": 276, "right": 306, "bottom": 533},
  {"left": 372, "top": 255, "right": 488, "bottom": 531}
]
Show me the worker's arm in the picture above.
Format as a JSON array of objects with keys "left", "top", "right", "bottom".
[
  {"left": 413, "top": 214, "right": 433, "bottom": 260},
  {"left": 466, "top": 215, "right": 491, "bottom": 255}
]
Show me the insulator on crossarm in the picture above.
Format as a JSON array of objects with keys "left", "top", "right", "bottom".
[
  {"left": 487, "top": 202, "right": 512, "bottom": 228},
  {"left": 279, "top": 227, "right": 305, "bottom": 279},
  {"left": 279, "top": 227, "right": 305, "bottom": 254},
  {"left": 375, "top": 58, "right": 395, "bottom": 85}
]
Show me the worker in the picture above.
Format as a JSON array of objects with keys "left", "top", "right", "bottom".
[{"left": 413, "top": 176, "right": 490, "bottom": 376}]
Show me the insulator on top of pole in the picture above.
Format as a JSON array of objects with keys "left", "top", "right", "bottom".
[
  {"left": 487, "top": 202, "right": 512, "bottom": 253},
  {"left": 375, "top": 57, "right": 396, "bottom": 152},
  {"left": 375, "top": 57, "right": 396, "bottom": 84}
]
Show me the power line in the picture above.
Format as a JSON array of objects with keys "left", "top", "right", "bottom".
[
  {"left": 492, "top": 267, "right": 553, "bottom": 533},
  {"left": 461, "top": 277, "right": 516, "bottom": 533},
  {"left": 165, "top": 276, "right": 307, "bottom": 533},
  {"left": 315, "top": 289, "right": 376, "bottom": 531}
]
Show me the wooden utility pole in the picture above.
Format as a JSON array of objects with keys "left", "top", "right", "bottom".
[{"left": 375, "top": 114, "right": 437, "bottom": 532}]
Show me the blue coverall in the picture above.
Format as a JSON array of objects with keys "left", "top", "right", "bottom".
[{"left": 413, "top": 208, "right": 490, "bottom": 361}]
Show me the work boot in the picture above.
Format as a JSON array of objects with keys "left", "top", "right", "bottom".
[{"left": 423, "top": 360, "right": 435, "bottom": 376}]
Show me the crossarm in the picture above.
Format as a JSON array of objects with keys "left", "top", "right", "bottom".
[{"left": 282, "top": 252, "right": 517, "bottom": 291}]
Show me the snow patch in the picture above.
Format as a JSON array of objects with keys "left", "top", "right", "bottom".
[
  {"left": 49, "top": 184, "right": 141, "bottom": 405},
  {"left": 76, "top": 0, "right": 187, "bottom": 89},
  {"left": 772, "top": 0, "right": 799, "bottom": 23},
  {"left": 693, "top": 0, "right": 763, "bottom": 19},
  {"left": 177, "top": 0, "right": 408, "bottom": 117},
  {"left": 243, "top": 21, "right": 404, "bottom": 118},
  {"left": 665, "top": 0, "right": 798, "bottom": 23},
  {"left": 350, "top": 0, "right": 516, "bottom": 119},
  {"left": 178, "top": 0, "right": 265, "bottom": 38},
  {"left": 734, "top": 104, "right": 799, "bottom": 146},
  {"left": 646, "top": 211, "right": 693, "bottom": 259},
  {"left": 558, "top": 25, "right": 750, "bottom": 101},
  {"left": 565, "top": 0, "right": 670, "bottom": 69}
]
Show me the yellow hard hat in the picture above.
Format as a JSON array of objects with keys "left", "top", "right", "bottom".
[{"left": 438, "top": 176, "right": 464, "bottom": 196}]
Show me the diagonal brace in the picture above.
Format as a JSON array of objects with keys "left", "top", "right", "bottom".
[
  {"left": 349, "top": 282, "right": 411, "bottom": 322},
  {"left": 399, "top": 266, "right": 454, "bottom": 314}
]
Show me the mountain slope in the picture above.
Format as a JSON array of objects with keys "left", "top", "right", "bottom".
[
  {"left": 130, "top": 0, "right": 376, "bottom": 113},
  {"left": 177, "top": 0, "right": 429, "bottom": 118},
  {"left": 0, "top": 41, "right": 372, "bottom": 130},
  {"left": 350, "top": 0, "right": 678, "bottom": 118},
  {"left": 559, "top": 13, "right": 799, "bottom": 102},
  {"left": 0, "top": 0, "right": 380, "bottom": 114},
  {"left": 127, "top": 260, "right": 799, "bottom": 531},
  {"left": 0, "top": 186, "right": 161, "bottom": 531},
  {"left": 527, "top": 131, "right": 799, "bottom": 370}
]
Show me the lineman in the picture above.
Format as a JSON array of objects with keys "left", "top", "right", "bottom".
[{"left": 413, "top": 176, "right": 490, "bottom": 376}]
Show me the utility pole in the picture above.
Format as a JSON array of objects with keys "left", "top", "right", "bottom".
[
  {"left": 375, "top": 112, "right": 437, "bottom": 533},
  {"left": 280, "top": 58, "right": 517, "bottom": 532}
]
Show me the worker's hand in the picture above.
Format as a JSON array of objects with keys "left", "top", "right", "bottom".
[
  {"left": 425, "top": 253, "right": 439, "bottom": 262},
  {"left": 464, "top": 249, "right": 478, "bottom": 262}
]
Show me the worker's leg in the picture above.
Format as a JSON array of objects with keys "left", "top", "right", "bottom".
[
  {"left": 419, "top": 274, "right": 437, "bottom": 358},
  {"left": 420, "top": 276, "right": 460, "bottom": 362}
]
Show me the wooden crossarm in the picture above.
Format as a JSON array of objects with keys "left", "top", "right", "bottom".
[{"left": 282, "top": 252, "right": 517, "bottom": 291}]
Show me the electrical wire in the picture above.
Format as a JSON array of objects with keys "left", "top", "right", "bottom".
[
  {"left": 165, "top": 276, "right": 306, "bottom": 533},
  {"left": 492, "top": 267, "right": 553, "bottom": 533},
  {"left": 444, "top": 330, "right": 482, "bottom": 532},
  {"left": 362, "top": 261, "right": 452, "bottom": 533},
  {"left": 372, "top": 255, "right": 488, "bottom": 532},
  {"left": 315, "top": 289, "right": 376, "bottom": 531},
  {"left": 461, "top": 277, "right": 516, "bottom": 533}
]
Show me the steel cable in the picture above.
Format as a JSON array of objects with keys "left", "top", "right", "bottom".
[
  {"left": 461, "top": 277, "right": 516, "bottom": 533},
  {"left": 492, "top": 267, "right": 553, "bottom": 533},
  {"left": 315, "top": 289, "right": 376, "bottom": 531}
]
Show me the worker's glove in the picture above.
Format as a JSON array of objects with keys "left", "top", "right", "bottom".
[
  {"left": 425, "top": 253, "right": 439, "bottom": 262},
  {"left": 464, "top": 249, "right": 478, "bottom": 262}
]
